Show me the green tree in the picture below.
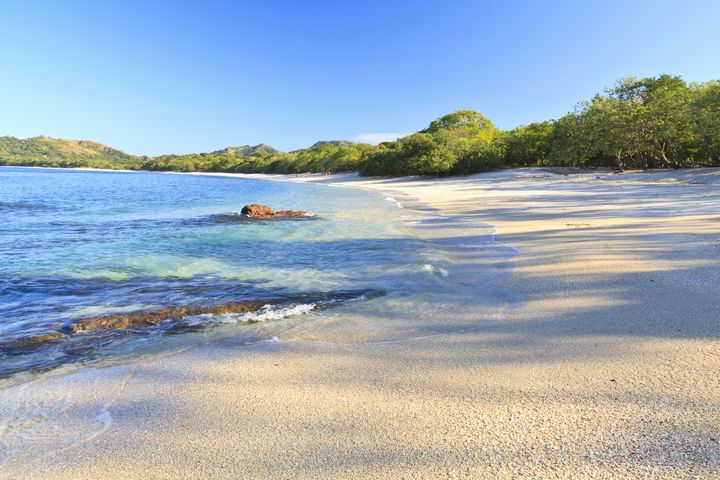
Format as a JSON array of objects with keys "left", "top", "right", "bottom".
[
  {"left": 689, "top": 81, "right": 720, "bottom": 166},
  {"left": 504, "top": 121, "right": 554, "bottom": 166},
  {"left": 424, "top": 110, "right": 494, "bottom": 133},
  {"left": 548, "top": 113, "right": 592, "bottom": 166},
  {"left": 631, "top": 75, "right": 694, "bottom": 167},
  {"left": 582, "top": 94, "right": 640, "bottom": 168}
]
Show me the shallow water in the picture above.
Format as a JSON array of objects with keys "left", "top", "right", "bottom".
[
  {"left": 0, "top": 169, "right": 524, "bottom": 468},
  {"left": 0, "top": 167, "right": 473, "bottom": 380}
]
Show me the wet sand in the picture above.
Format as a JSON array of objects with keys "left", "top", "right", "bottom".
[{"left": 2, "top": 168, "right": 719, "bottom": 479}]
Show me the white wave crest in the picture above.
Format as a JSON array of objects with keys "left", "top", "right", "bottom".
[{"left": 185, "top": 303, "right": 316, "bottom": 326}]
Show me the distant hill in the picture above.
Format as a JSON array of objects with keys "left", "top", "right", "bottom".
[
  {"left": 309, "top": 140, "right": 356, "bottom": 148},
  {"left": 0, "top": 134, "right": 372, "bottom": 174},
  {"left": 143, "top": 139, "right": 374, "bottom": 173},
  {"left": 0, "top": 135, "right": 140, "bottom": 169},
  {"left": 210, "top": 144, "right": 280, "bottom": 156}
]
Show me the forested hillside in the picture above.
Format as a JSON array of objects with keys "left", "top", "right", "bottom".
[
  {"left": 0, "top": 136, "right": 141, "bottom": 169},
  {"left": 1, "top": 75, "right": 718, "bottom": 176}
]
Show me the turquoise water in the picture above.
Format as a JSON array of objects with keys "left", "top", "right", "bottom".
[{"left": 0, "top": 167, "right": 440, "bottom": 378}]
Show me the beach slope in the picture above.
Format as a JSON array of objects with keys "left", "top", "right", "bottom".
[{"left": 2, "top": 168, "right": 719, "bottom": 479}]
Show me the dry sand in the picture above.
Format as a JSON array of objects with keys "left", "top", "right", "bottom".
[{"left": 1, "top": 168, "right": 719, "bottom": 479}]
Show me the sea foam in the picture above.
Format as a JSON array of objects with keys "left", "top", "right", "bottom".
[
  {"left": 422, "top": 264, "right": 449, "bottom": 277},
  {"left": 185, "top": 303, "right": 316, "bottom": 326}
]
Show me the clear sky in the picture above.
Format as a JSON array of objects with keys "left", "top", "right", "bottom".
[{"left": 1, "top": 0, "right": 719, "bottom": 155}]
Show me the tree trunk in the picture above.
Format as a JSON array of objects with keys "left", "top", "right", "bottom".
[
  {"left": 614, "top": 150, "right": 625, "bottom": 170},
  {"left": 658, "top": 141, "right": 678, "bottom": 168}
]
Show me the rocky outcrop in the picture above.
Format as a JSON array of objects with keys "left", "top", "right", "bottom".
[
  {"left": 241, "top": 204, "right": 274, "bottom": 218},
  {"left": 240, "top": 204, "right": 313, "bottom": 219}
]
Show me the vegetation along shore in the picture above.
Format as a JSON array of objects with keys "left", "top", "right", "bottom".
[{"left": 2, "top": 74, "right": 718, "bottom": 176}]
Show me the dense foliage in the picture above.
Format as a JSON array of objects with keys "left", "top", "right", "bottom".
[
  {"left": 1, "top": 75, "right": 718, "bottom": 176},
  {"left": 546, "top": 75, "right": 720, "bottom": 169},
  {"left": 360, "top": 110, "right": 502, "bottom": 176},
  {"left": 362, "top": 75, "right": 720, "bottom": 175}
]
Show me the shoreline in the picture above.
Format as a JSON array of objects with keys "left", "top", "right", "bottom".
[
  {"left": 1, "top": 168, "right": 719, "bottom": 478},
  {"left": 0, "top": 164, "right": 142, "bottom": 173}
]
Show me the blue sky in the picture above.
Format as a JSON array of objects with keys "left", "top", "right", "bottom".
[{"left": 1, "top": 1, "right": 719, "bottom": 155}]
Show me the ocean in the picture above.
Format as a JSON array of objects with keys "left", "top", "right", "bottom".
[{"left": 0, "top": 167, "right": 464, "bottom": 381}]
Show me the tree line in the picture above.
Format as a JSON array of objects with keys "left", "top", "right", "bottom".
[
  {"left": 2, "top": 75, "right": 718, "bottom": 176},
  {"left": 362, "top": 75, "right": 720, "bottom": 175}
]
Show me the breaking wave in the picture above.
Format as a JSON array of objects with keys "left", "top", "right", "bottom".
[{"left": 185, "top": 302, "right": 317, "bottom": 326}]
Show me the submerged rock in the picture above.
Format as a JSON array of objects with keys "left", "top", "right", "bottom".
[
  {"left": 68, "top": 300, "right": 277, "bottom": 333},
  {"left": 0, "top": 331, "right": 69, "bottom": 353},
  {"left": 273, "top": 209, "right": 314, "bottom": 218},
  {"left": 0, "top": 289, "right": 386, "bottom": 378},
  {"left": 23, "top": 332, "right": 68, "bottom": 343},
  {"left": 0, "top": 300, "right": 280, "bottom": 353},
  {"left": 240, "top": 204, "right": 313, "bottom": 219},
  {"left": 1, "top": 289, "right": 385, "bottom": 357}
]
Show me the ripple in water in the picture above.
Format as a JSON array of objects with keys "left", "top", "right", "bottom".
[{"left": 0, "top": 167, "right": 426, "bottom": 380}]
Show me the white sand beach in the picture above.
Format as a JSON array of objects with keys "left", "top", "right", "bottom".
[{"left": 2, "top": 168, "right": 719, "bottom": 479}]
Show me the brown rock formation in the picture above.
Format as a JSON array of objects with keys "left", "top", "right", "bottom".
[
  {"left": 240, "top": 204, "right": 312, "bottom": 219},
  {"left": 68, "top": 299, "right": 278, "bottom": 333}
]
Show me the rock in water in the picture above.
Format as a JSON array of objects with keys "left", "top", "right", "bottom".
[
  {"left": 68, "top": 300, "right": 276, "bottom": 333},
  {"left": 240, "top": 204, "right": 313, "bottom": 219},
  {"left": 273, "top": 209, "right": 314, "bottom": 218},
  {"left": 241, "top": 204, "right": 275, "bottom": 218},
  {"left": 0, "top": 331, "right": 69, "bottom": 353}
]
